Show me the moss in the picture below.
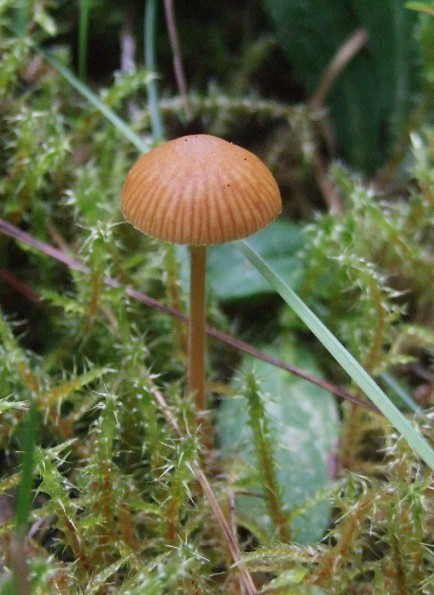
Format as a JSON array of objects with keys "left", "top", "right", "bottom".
[{"left": 0, "top": 1, "right": 433, "bottom": 592}]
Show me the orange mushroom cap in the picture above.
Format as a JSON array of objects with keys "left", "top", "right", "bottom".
[{"left": 121, "top": 134, "right": 282, "bottom": 245}]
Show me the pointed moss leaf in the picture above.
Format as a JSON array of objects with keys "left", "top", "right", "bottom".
[
  {"left": 86, "top": 555, "right": 132, "bottom": 594},
  {"left": 0, "top": 397, "right": 28, "bottom": 412},
  {"left": 265, "top": 571, "right": 327, "bottom": 595},
  {"left": 206, "top": 220, "right": 305, "bottom": 300},
  {"left": 217, "top": 339, "right": 339, "bottom": 544}
]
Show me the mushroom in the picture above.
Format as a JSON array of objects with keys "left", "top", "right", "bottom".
[{"left": 121, "top": 134, "right": 281, "bottom": 437}]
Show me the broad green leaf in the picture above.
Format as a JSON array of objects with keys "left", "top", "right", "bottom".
[
  {"left": 207, "top": 220, "right": 304, "bottom": 300},
  {"left": 176, "top": 220, "right": 305, "bottom": 301},
  {"left": 217, "top": 340, "right": 339, "bottom": 544}
]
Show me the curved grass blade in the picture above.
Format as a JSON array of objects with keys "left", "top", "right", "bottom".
[
  {"left": 237, "top": 240, "right": 434, "bottom": 472},
  {"left": 38, "top": 48, "right": 147, "bottom": 153}
]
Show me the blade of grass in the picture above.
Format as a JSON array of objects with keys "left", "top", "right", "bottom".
[
  {"left": 78, "top": 0, "right": 91, "bottom": 81},
  {"left": 380, "top": 371, "right": 425, "bottom": 416},
  {"left": 12, "top": 402, "right": 39, "bottom": 594},
  {"left": 237, "top": 240, "right": 434, "bottom": 472},
  {"left": 38, "top": 48, "right": 148, "bottom": 153},
  {"left": 145, "top": 0, "right": 165, "bottom": 141}
]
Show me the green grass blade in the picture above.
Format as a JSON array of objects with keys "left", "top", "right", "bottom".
[
  {"left": 237, "top": 240, "right": 434, "bottom": 472},
  {"left": 78, "top": 0, "right": 91, "bottom": 81},
  {"left": 38, "top": 48, "right": 148, "bottom": 153},
  {"left": 380, "top": 371, "right": 424, "bottom": 416},
  {"left": 144, "top": 0, "right": 165, "bottom": 141}
]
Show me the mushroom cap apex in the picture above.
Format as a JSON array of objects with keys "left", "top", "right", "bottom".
[{"left": 121, "top": 134, "right": 282, "bottom": 245}]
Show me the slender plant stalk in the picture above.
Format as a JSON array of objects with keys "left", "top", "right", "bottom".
[
  {"left": 12, "top": 401, "right": 39, "bottom": 595},
  {"left": 312, "top": 492, "right": 374, "bottom": 586},
  {"left": 246, "top": 374, "right": 291, "bottom": 542},
  {"left": 78, "top": 0, "right": 91, "bottom": 82},
  {"left": 144, "top": 0, "right": 165, "bottom": 141},
  {"left": 188, "top": 246, "right": 207, "bottom": 415},
  {"left": 163, "top": 0, "right": 192, "bottom": 119},
  {"left": 308, "top": 29, "right": 368, "bottom": 109}
]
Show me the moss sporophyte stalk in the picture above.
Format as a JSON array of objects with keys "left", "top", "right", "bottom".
[{"left": 120, "top": 134, "right": 281, "bottom": 441}]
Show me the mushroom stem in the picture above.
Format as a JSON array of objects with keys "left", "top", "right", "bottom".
[{"left": 188, "top": 245, "right": 207, "bottom": 415}]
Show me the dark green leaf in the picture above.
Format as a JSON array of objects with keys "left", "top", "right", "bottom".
[{"left": 207, "top": 220, "right": 305, "bottom": 300}]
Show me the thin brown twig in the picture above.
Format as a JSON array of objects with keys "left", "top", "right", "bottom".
[
  {"left": 227, "top": 488, "right": 244, "bottom": 593},
  {"left": 0, "top": 218, "right": 380, "bottom": 415},
  {"left": 312, "top": 150, "right": 344, "bottom": 215},
  {"left": 120, "top": 3, "right": 141, "bottom": 123},
  {"left": 308, "top": 29, "right": 368, "bottom": 215},
  {"left": 10, "top": 530, "right": 31, "bottom": 595},
  {"left": 309, "top": 29, "right": 369, "bottom": 109},
  {"left": 120, "top": 4, "right": 136, "bottom": 75},
  {"left": 0, "top": 268, "right": 42, "bottom": 304},
  {"left": 151, "top": 387, "right": 257, "bottom": 594},
  {"left": 163, "top": 0, "right": 192, "bottom": 120}
]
